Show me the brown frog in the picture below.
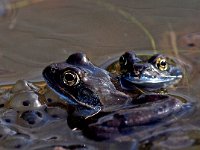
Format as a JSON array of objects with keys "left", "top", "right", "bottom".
[{"left": 42, "top": 52, "right": 191, "bottom": 140}]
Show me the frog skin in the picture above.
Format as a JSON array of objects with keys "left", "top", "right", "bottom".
[
  {"left": 42, "top": 52, "right": 131, "bottom": 117},
  {"left": 112, "top": 51, "right": 183, "bottom": 91},
  {"left": 83, "top": 94, "right": 188, "bottom": 140}
]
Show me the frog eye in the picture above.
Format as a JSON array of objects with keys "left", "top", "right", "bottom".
[
  {"left": 155, "top": 58, "right": 168, "bottom": 71},
  {"left": 63, "top": 70, "right": 80, "bottom": 86}
]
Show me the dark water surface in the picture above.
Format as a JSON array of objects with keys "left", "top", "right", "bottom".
[{"left": 0, "top": 0, "right": 200, "bottom": 149}]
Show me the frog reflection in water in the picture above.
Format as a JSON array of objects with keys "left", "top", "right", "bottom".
[{"left": 43, "top": 52, "right": 189, "bottom": 140}]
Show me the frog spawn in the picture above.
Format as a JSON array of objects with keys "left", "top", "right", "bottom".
[
  {"left": 0, "top": 81, "right": 193, "bottom": 148},
  {"left": 1, "top": 80, "right": 47, "bottom": 128},
  {"left": 0, "top": 80, "right": 94, "bottom": 150}
]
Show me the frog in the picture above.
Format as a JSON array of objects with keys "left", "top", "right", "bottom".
[
  {"left": 42, "top": 52, "right": 190, "bottom": 140},
  {"left": 43, "top": 52, "right": 132, "bottom": 117},
  {"left": 104, "top": 51, "right": 183, "bottom": 91}
]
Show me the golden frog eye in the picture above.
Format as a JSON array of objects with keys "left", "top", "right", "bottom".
[
  {"left": 156, "top": 58, "right": 168, "bottom": 71},
  {"left": 63, "top": 70, "right": 80, "bottom": 86}
]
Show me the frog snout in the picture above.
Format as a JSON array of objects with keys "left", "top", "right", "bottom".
[{"left": 170, "top": 68, "right": 183, "bottom": 79}]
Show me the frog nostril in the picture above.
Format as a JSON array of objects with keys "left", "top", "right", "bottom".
[{"left": 51, "top": 66, "right": 57, "bottom": 73}]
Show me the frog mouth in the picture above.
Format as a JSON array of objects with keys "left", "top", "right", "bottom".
[
  {"left": 121, "top": 64, "right": 183, "bottom": 90},
  {"left": 122, "top": 75, "right": 182, "bottom": 89}
]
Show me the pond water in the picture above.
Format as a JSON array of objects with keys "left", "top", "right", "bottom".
[{"left": 0, "top": 0, "right": 200, "bottom": 149}]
